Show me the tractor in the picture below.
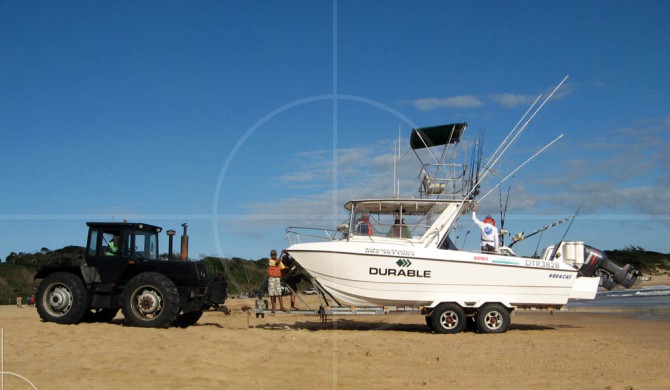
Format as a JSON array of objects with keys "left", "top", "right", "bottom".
[{"left": 34, "top": 222, "right": 227, "bottom": 328}]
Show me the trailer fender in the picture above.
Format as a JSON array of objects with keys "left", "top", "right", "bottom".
[{"left": 426, "top": 300, "right": 515, "bottom": 312}]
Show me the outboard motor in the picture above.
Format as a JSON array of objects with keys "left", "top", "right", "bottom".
[{"left": 579, "top": 245, "right": 638, "bottom": 290}]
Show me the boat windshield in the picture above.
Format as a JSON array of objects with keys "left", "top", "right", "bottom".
[{"left": 350, "top": 201, "right": 451, "bottom": 240}]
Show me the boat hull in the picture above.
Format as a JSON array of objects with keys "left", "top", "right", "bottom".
[{"left": 288, "top": 241, "right": 598, "bottom": 308}]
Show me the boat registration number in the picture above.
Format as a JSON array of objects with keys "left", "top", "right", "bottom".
[{"left": 525, "top": 259, "right": 561, "bottom": 269}]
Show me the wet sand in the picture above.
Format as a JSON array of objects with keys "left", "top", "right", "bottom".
[{"left": 2, "top": 285, "right": 670, "bottom": 390}]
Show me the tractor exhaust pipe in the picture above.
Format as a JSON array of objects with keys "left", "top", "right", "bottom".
[
  {"left": 180, "top": 223, "right": 189, "bottom": 261},
  {"left": 166, "top": 229, "right": 176, "bottom": 260}
]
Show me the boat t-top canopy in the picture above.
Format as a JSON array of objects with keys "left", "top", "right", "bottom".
[
  {"left": 344, "top": 198, "right": 460, "bottom": 215},
  {"left": 409, "top": 122, "right": 473, "bottom": 199},
  {"left": 410, "top": 123, "right": 467, "bottom": 150}
]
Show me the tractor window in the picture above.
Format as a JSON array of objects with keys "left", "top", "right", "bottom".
[
  {"left": 102, "top": 232, "right": 121, "bottom": 257},
  {"left": 123, "top": 232, "right": 133, "bottom": 257},
  {"left": 88, "top": 230, "right": 99, "bottom": 256},
  {"left": 135, "top": 231, "right": 158, "bottom": 260}
]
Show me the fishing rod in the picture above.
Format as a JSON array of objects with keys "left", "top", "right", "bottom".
[
  {"left": 460, "top": 230, "right": 470, "bottom": 248},
  {"left": 478, "top": 75, "right": 569, "bottom": 189},
  {"left": 532, "top": 231, "right": 544, "bottom": 258},
  {"left": 478, "top": 133, "right": 563, "bottom": 202},
  {"left": 483, "top": 94, "right": 542, "bottom": 174},
  {"left": 469, "top": 131, "right": 484, "bottom": 198},
  {"left": 499, "top": 186, "right": 510, "bottom": 246},
  {"left": 465, "top": 75, "right": 569, "bottom": 203},
  {"left": 546, "top": 204, "right": 582, "bottom": 260},
  {"left": 509, "top": 214, "right": 576, "bottom": 248},
  {"left": 437, "top": 76, "right": 569, "bottom": 245}
]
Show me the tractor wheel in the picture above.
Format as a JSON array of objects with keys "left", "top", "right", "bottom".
[
  {"left": 36, "top": 272, "right": 88, "bottom": 325},
  {"left": 83, "top": 308, "right": 119, "bottom": 323},
  {"left": 475, "top": 303, "right": 511, "bottom": 334},
  {"left": 121, "top": 272, "right": 180, "bottom": 328},
  {"left": 173, "top": 309, "right": 204, "bottom": 328},
  {"left": 430, "top": 303, "right": 466, "bottom": 334}
]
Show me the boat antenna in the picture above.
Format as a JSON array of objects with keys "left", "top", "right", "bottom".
[
  {"left": 547, "top": 203, "right": 582, "bottom": 260},
  {"left": 393, "top": 124, "right": 400, "bottom": 197}
]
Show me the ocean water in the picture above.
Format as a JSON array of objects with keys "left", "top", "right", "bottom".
[{"left": 566, "top": 285, "right": 670, "bottom": 320}]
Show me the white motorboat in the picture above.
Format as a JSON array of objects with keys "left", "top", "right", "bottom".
[{"left": 287, "top": 114, "right": 638, "bottom": 334}]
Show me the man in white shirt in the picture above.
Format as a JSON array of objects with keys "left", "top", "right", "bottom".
[{"left": 472, "top": 204, "right": 499, "bottom": 253}]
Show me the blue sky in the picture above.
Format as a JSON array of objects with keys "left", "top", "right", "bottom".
[{"left": 1, "top": 1, "right": 669, "bottom": 262}]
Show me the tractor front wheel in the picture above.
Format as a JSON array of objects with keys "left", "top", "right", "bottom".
[
  {"left": 121, "top": 272, "right": 180, "bottom": 328},
  {"left": 36, "top": 272, "right": 88, "bottom": 324}
]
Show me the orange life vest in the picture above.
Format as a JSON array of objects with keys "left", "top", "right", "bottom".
[{"left": 267, "top": 260, "right": 282, "bottom": 278}]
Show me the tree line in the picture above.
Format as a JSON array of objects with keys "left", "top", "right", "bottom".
[{"left": 1, "top": 245, "right": 668, "bottom": 304}]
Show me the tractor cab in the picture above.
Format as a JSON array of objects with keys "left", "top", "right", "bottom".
[
  {"left": 85, "top": 222, "right": 162, "bottom": 283},
  {"left": 86, "top": 222, "right": 161, "bottom": 261}
]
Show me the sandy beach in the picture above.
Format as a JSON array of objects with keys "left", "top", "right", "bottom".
[{"left": 2, "top": 276, "right": 670, "bottom": 390}]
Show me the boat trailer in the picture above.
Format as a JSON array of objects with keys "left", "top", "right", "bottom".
[{"left": 252, "top": 279, "right": 419, "bottom": 322}]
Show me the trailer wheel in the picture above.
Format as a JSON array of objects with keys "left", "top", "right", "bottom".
[
  {"left": 475, "top": 303, "right": 511, "bottom": 334},
  {"left": 121, "top": 272, "right": 180, "bottom": 328},
  {"left": 36, "top": 272, "right": 88, "bottom": 325},
  {"left": 173, "top": 309, "right": 204, "bottom": 328},
  {"left": 430, "top": 303, "right": 466, "bottom": 334}
]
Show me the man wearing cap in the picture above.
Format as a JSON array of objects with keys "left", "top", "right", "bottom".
[
  {"left": 472, "top": 204, "right": 499, "bottom": 253},
  {"left": 267, "top": 249, "right": 287, "bottom": 313}
]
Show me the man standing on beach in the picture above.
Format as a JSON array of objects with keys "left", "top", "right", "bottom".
[{"left": 267, "top": 249, "right": 287, "bottom": 313}]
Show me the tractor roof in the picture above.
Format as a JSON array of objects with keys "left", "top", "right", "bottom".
[{"left": 86, "top": 222, "right": 162, "bottom": 233}]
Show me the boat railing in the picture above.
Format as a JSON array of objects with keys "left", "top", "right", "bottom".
[
  {"left": 418, "top": 163, "right": 472, "bottom": 199},
  {"left": 285, "top": 226, "right": 342, "bottom": 245}
]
